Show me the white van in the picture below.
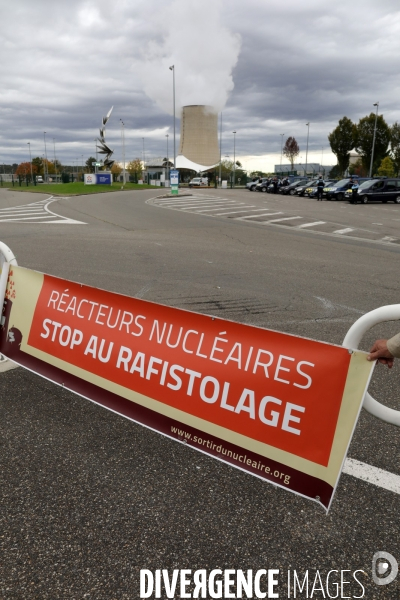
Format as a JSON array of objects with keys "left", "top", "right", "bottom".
[
  {"left": 36, "top": 176, "right": 44, "bottom": 183},
  {"left": 188, "top": 177, "right": 208, "bottom": 188}
]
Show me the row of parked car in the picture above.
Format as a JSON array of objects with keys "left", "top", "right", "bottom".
[{"left": 246, "top": 177, "right": 400, "bottom": 204}]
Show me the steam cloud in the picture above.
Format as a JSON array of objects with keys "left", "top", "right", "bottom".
[{"left": 136, "top": 0, "right": 241, "bottom": 115}]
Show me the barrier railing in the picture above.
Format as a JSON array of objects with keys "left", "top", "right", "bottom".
[{"left": 343, "top": 307, "right": 400, "bottom": 427}]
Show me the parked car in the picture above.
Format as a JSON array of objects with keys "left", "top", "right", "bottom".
[
  {"left": 295, "top": 179, "right": 319, "bottom": 196},
  {"left": 305, "top": 181, "right": 335, "bottom": 199},
  {"left": 324, "top": 177, "right": 371, "bottom": 201},
  {"left": 254, "top": 178, "right": 271, "bottom": 192},
  {"left": 280, "top": 179, "right": 309, "bottom": 195},
  {"left": 246, "top": 177, "right": 263, "bottom": 191},
  {"left": 36, "top": 176, "right": 44, "bottom": 183},
  {"left": 188, "top": 177, "right": 208, "bottom": 188},
  {"left": 347, "top": 178, "right": 400, "bottom": 204}
]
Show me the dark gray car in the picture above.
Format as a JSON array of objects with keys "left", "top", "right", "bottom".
[{"left": 348, "top": 178, "right": 400, "bottom": 204}]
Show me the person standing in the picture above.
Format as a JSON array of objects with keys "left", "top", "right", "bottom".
[
  {"left": 351, "top": 178, "right": 359, "bottom": 203},
  {"left": 316, "top": 175, "right": 325, "bottom": 201}
]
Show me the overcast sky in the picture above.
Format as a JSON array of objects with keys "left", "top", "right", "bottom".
[{"left": 1, "top": 0, "right": 400, "bottom": 172}]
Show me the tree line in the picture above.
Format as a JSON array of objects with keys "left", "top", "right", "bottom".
[
  {"left": 277, "top": 114, "right": 400, "bottom": 179},
  {"left": 13, "top": 156, "right": 145, "bottom": 181},
  {"left": 328, "top": 115, "right": 400, "bottom": 178}
]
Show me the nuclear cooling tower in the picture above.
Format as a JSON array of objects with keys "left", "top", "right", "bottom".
[{"left": 178, "top": 105, "right": 220, "bottom": 169}]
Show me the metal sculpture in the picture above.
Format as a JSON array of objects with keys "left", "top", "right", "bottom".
[{"left": 96, "top": 106, "right": 114, "bottom": 169}]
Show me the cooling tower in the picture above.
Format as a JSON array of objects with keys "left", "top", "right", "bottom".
[{"left": 178, "top": 105, "right": 220, "bottom": 168}]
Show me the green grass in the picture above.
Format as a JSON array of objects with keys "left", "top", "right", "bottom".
[{"left": 1, "top": 182, "right": 160, "bottom": 196}]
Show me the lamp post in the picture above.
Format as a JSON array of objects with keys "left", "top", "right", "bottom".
[
  {"left": 169, "top": 65, "right": 176, "bottom": 168},
  {"left": 166, "top": 134, "right": 169, "bottom": 184},
  {"left": 369, "top": 102, "right": 379, "bottom": 178},
  {"left": 53, "top": 138, "right": 57, "bottom": 182},
  {"left": 27, "top": 142, "right": 33, "bottom": 184},
  {"left": 232, "top": 131, "right": 236, "bottom": 187},
  {"left": 219, "top": 112, "right": 222, "bottom": 187},
  {"left": 43, "top": 131, "right": 48, "bottom": 182},
  {"left": 280, "top": 134, "right": 285, "bottom": 169},
  {"left": 120, "top": 119, "right": 126, "bottom": 188},
  {"left": 305, "top": 123, "right": 310, "bottom": 178}
]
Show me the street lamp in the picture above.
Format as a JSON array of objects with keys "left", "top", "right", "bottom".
[
  {"left": 169, "top": 65, "right": 176, "bottom": 168},
  {"left": 95, "top": 139, "right": 98, "bottom": 174},
  {"left": 43, "top": 131, "right": 48, "bottom": 182},
  {"left": 219, "top": 113, "right": 222, "bottom": 187},
  {"left": 27, "top": 142, "right": 33, "bottom": 184},
  {"left": 305, "top": 123, "right": 310, "bottom": 177},
  {"left": 369, "top": 102, "right": 379, "bottom": 177},
  {"left": 280, "top": 133, "right": 285, "bottom": 171},
  {"left": 166, "top": 134, "right": 169, "bottom": 184},
  {"left": 53, "top": 138, "right": 57, "bottom": 182},
  {"left": 232, "top": 131, "right": 236, "bottom": 187},
  {"left": 120, "top": 119, "right": 126, "bottom": 188}
]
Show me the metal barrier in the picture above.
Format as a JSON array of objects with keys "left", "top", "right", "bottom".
[{"left": 343, "top": 306, "right": 400, "bottom": 427}]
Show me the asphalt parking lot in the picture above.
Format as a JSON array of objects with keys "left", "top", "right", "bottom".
[{"left": 0, "top": 187, "right": 399, "bottom": 599}]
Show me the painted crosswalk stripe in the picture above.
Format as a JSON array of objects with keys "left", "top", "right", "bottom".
[
  {"left": 298, "top": 221, "right": 326, "bottom": 228},
  {"left": 235, "top": 212, "right": 283, "bottom": 220},
  {"left": 264, "top": 216, "right": 302, "bottom": 224},
  {"left": 0, "top": 197, "right": 86, "bottom": 224},
  {"left": 180, "top": 202, "right": 238, "bottom": 210},
  {"left": 194, "top": 205, "right": 245, "bottom": 212},
  {"left": 333, "top": 227, "right": 354, "bottom": 234},
  {"left": 163, "top": 201, "right": 237, "bottom": 209},
  {"left": 157, "top": 199, "right": 226, "bottom": 205},
  {"left": 214, "top": 207, "right": 266, "bottom": 216},
  {"left": 343, "top": 458, "right": 400, "bottom": 494}
]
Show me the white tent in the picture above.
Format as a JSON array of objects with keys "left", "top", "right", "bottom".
[{"left": 175, "top": 154, "right": 218, "bottom": 172}]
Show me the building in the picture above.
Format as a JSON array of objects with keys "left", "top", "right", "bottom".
[
  {"left": 142, "top": 158, "right": 173, "bottom": 186},
  {"left": 274, "top": 163, "right": 335, "bottom": 177},
  {"left": 176, "top": 105, "right": 220, "bottom": 172}
]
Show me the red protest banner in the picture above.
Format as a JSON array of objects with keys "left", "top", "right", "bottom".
[{"left": 0, "top": 266, "right": 374, "bottom": 509}]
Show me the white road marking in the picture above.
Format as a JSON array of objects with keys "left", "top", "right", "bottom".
[
  {"left": 343, "top": 458, "right": 400, "bottom": 495},
  {"left": 212, "top": 208, "right": 263, "bottom": 215},
  {"left": 298, "top": 220, "right": 326, "bottom": 228},
  {"left": 314, "top": 296, "right": 365, "bottom": 314},
  {"left": 158, "top": 198, "right": 229, "bottom": 205},
  {"left": 0, "top": 215, "right": 55, "bottom": 222},
  {"left": 0, "top": 197, "right": 86, "bottom": 224},
  {"left": 180, "top": 202, "right": 238, "bottom": 210},
  {"left": 333, "top": 227, "right": 354, "bottom": 234},
  {"left": 150, "top": 195, "right": 400, "bottom": 246},
  {"left": 264, "top": 216, "right": 302, "bottom": 224},
  {"left": 195, "top": 206, "right": 245, "bottom": 213},
  {"left": 235, "top": 211, "right": 283, "bottom": 220},
  {"left": 314, "top": 296, "right": 335, "bottom": 310}
]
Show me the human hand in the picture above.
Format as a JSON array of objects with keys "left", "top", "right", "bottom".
[{"left": 367, "top": 339, "right": 394, "bottom": 368}]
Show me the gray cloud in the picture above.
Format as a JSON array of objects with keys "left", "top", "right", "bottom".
[{"left": 1, "top": 0, "right": 399, "bottom": 169}]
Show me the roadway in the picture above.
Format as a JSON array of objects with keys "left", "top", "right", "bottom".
[{"left": 0, "top": 187, "right": 399, "bottom": 598}]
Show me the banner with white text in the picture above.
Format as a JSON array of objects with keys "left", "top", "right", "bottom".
[{"left": 0, "top": 266, "right": 374, "bottom": 509}]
